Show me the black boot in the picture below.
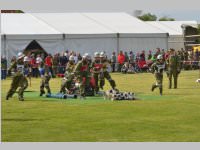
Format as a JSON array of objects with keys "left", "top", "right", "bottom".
[
  {"left": 151, "top": 84, "right": 156, "bottom": 92},
  {"left": 40, "top": 90, "right": 45, "bottom": 96},
  {"left": 159, "top": 88, "right": 163, "bottom": 96},
  {"left": 6, "top": 95, "right": 9, "bottom": 100},
  {"left": 19, "top": 96, "right": 24, "bottom": 101}
]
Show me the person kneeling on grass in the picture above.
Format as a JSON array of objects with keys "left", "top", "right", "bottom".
[
  {"left": 121, "top": 62, "right": 129, "bottom": 74},
  {"left": 127, "top": 63, "right": 136, "bottom": 74},
  {"left": 150, "top": 54, "right": 166, "bottom": 96},
  {"left": 40, "top": 69, "right": 51, "bottom": 96}
]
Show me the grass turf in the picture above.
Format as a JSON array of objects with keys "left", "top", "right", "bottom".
[{"left": 1, "top": 70, "right": 200, "bottom": 142}]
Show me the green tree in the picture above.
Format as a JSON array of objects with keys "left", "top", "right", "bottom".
[
  {"left": 158, "top": 16, "right": 175, "bottom": 21},
  {"left": 137, "top": 13, "right": 157, "bottom": 21}
]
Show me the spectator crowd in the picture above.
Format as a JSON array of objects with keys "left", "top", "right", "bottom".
[{"left": 1, "top": 48, "right": 200, "bottom": 80}]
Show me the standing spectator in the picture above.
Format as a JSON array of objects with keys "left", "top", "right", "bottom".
[
  {"left": 36, "top": 54, "right": 43, "bottom": 76},
  {"left": 52, "top": 53, "right": 59, "bottom": 77},
  {"left": 110, "top": 51, "right": 116, "bottom": 72},
  {"left": 1, "top": 56, "right": 7, "bottom": 80},
  {"left": 129, "top": 51, "right": 134, "bottom": 65},
  {"left": 74, "top": 53, "right": 78, "bottom": 64},
  {"left": 166, "top": 49, "right": 181, "bottom": 89},
  {"left": 24, "top": 53, "right": 32, "bottom": 77},
  {"left": 155, "top": 48, "right": 161, "bottom": 58},
  {"left": 140, "top": 50, "right": 146, "bottom": 61},
  {"left": 60, "top": 52, "right": 69, "bottom": 74},
  {"left": 36, "top": 54, "right": 43, "bottom": 65},
  {"left": 148, "top": 50, "right": 152, "bottom": 60},
  {"left": 8, "top": 56, "right": 17, "bottom": 76},
  {"left": 77, "top": 53, "right": 82, "bottom": 61},
  {"left": 30, "top": 54, "right": 38, "bottom": 77},
  {"left": 135, "top": 52, "right": 140, "bottom": 63},
  {"left": 45, "top": 53, "right": 53, "bottom": 77},
  {"left": 117, "top": 51, "right": 125, "bottom": 72},
  {"left": 124, "top": 52, "right": 129, "bottom": 62}
]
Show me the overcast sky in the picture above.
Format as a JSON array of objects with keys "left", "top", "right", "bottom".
[{"left": 0, "top": 0, "right": 200, "bottom": 21}]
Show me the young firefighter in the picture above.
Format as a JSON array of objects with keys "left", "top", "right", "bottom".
[
  {"left": 99, "top": 52, "right": 116, "bottom": 90},
  {"left": 59, "top": 55, "right": 76, "bottom": 94},
  {"left": 151, "top": 54, "right": 166, "bottom": 96},
  {"left": 73, "top": 53, "right": 90, "bottom": 98},
  {"left": 90, "top": 52, "right": 102, "bottom": 93},
  {"left": 6, "top": 52, "right": 29, "bottom": 101},
  {"left": 40, "top": 68, "right": 51, "bottom": 96}
]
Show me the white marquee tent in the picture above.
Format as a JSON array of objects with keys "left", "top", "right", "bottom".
[
  {"left": 1, "top": 12, "right": 169, "bottom": 63},
  {"left": 1, "top": 13, "right": 64, "bottom": 62},
  {"left": 33, "top": 12, "right": 168, "bottom": 53},
  {"left": 147, "top": 21, "right": 198, "bottom": 50},
  {"left": 83, "top": 13, "right": 168, "bottom": 51},
  {"left": 32, "top": 13, "right": 117, "bottom": 56}
]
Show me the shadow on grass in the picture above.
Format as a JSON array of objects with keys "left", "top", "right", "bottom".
[{"left": 2, "top": 118, "right": 43, "bottom": 122}]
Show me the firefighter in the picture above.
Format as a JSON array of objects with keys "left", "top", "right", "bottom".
[
  {"left": 151, "top": 54, "right": 166, "bottom": 96},
  {"left": 59, "top": 55, "right": 76, "bottom": 94},
  {"left": 73, "top": 53, "right": 90, "bottom": 98},
  {"left": 40, "top": 69, "right": 51, "bottom": 96},
  {"left": 90, "top": 52, "right": 102, "bottom": 93},
  {"left": 6, "top": 52, "right": 29, "bottom": 101},
  {"left": 99, "top": 52, "right": 116, "bottom": 90}
]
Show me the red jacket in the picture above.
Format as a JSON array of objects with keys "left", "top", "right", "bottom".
[
  {"left": 30, "top": 58, "right": 38, "bottom": 68},
  {"left": 45, "top": 56, "right": 52, "bottom": 67},
  {"left": 118, "top": 54, "right": 125, "bottom": 64}
]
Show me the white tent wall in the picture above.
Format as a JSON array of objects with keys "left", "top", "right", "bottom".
[
  {"left": 5, "top": 39, "right": 32, "bottom": 64},
  {"left": 32, "top": 13, "right": 118, "bottom": 56},
  {"left": 83, "top": 13, "right": 168, "bottom": 53},
  {"left": 1, "top": 35, "right": 6, "bottom": 57},
  {"left": 119, "top": 37, "right": 168, "bottom": 52},
  {"left": 37, "top": 39, "right": 65, "bottom": 54},
  {"left": 168, "top": 36, "right": 184, "bottom": 50},
  {"left": 3, "top": 38, "right": 64, "bottom": 65},
  {"left": 63, "top": 37, "right": 117, "bottom": 57}
]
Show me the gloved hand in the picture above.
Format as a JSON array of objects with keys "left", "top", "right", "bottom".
[
  {"left": 166, "top": 71, "right": 169, "bottom": 77},
  {"left": 177, "top": 69, "right": 181, "bottom": 74}
]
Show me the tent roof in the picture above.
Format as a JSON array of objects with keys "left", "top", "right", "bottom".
[
  {"left": 31, "top": 13, "right": 116, "bottom": 35},
  {"left": 32, "top": 13, "right": 167, "bottom": 37},
  {"left": 83, "top": 13, "right": 167, "bottom": 34},
  {"left": 147, "top": 22, "right": 181, "bottom": 36},
  {"left": 1, "top": 13, "right": 62, "bottom": 39},
  {"left": 1, "top": 13, "right": 62, "bottom": 35},
  {"left": 1, "top": 12, "right": 169, "bottom": 38},
  {"left": 147, "top": 21, "right": 198, "bottom": 36}
]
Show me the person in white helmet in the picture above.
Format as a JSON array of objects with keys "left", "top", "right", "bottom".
[
  {"left": 151, "top": 54, "right": 166, "bottom": 96},
  {"left": 6, "top": 52, "right": 29, "bottom": 101},
  {"left": 90, "top": 52, "right": 102, "bottom": 93},
  {"left": 73, "top": 53, "right": 90, "bottom": 98},
  {"left": 60, "top": 55, "right": 76, "bottom": 94},
  {"left": 99, "top": 52, "right": 116, "bottom": 90}
]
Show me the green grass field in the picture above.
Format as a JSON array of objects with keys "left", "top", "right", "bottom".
[{"left": 1, "top": 70, "right": 200, "bottom": 142}]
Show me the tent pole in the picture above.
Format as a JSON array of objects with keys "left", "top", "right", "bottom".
[
  {"left": 117, "top": 33, "right": 119, "bottom": 54},
  {"left": 166, "top": 33, "right": 169, "bottom": 50}
]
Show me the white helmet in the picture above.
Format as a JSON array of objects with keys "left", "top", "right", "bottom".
[
  {"left": 100, "top": 51, "right": 105, "bottom": 58},
  {"left": 157, "top": 54, "right": 163, "bottom": 60},
  {"left": 69, "top": 55, "right": 75, "bottom": 61},
  {"left": 83, "top": 53, "right": 90, "bottom": 59},
  {"left": 94, "top": 52, "right": 100, "bottom": 57},
  {"left": 24, "top": 56, "right": 30, "bottom": 62},
  {"left": 17, "top": 52, "right": 25, "bottom": 59}
]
